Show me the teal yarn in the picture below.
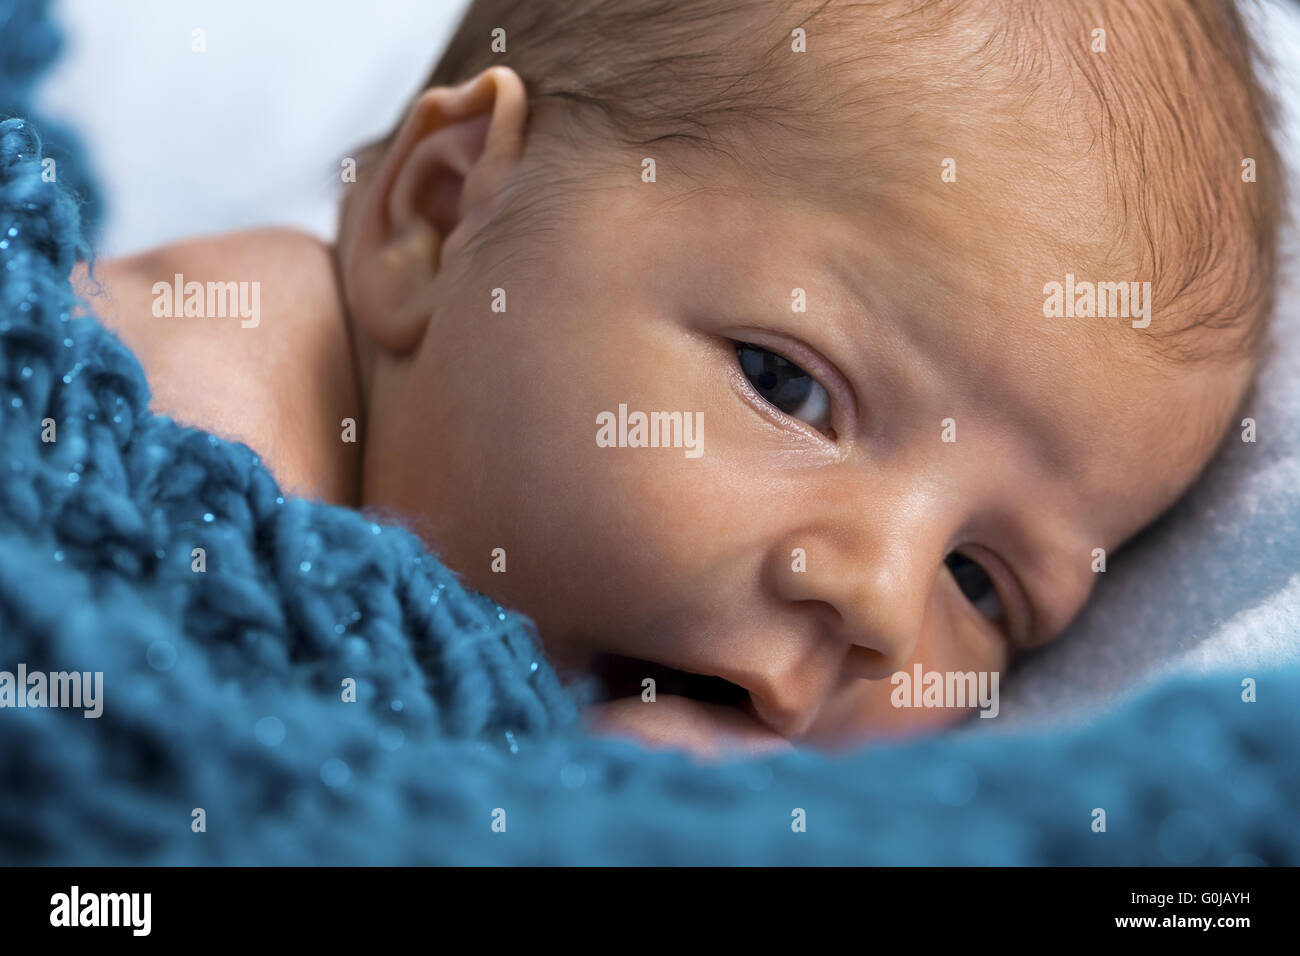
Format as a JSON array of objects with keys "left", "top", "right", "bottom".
[
  {"left": 0, "top": 0, "right": 100, "bottom": 242},
  {"left": 0, "top": 79, "right": 583, "bottom": 858},
  {"left": 0, "top": 115, "right": 583, "bottom": 861},
  {"left": 1, "top": 0, "right": 1298, "bottom": 866}
]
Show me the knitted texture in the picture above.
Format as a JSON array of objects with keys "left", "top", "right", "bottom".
[
  {"left": 1, "top": 0, "right": 1298, "bottom": 865},
  {"left": 0, "top": 0, "right": 98, "bottom": 241}
]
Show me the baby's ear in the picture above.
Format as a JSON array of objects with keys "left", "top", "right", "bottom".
[{"left": 341, "top": 66, "right": 528, "bottom": 353}]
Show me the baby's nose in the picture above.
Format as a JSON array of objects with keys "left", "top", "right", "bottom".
[
  {"left": 744, "top": 568, "right": 926, "bottom": 739},
  {"left": 832, "top": 565, "right": 929, "bottom": 679},
  {"left": 768, "top": 536, "right": 932, "bottom": 680}
]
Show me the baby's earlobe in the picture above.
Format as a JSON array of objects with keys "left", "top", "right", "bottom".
[{"left": 342, "top": 221, "right": 441, "bottom": 357}]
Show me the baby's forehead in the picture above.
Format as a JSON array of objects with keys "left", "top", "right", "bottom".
[
  {"left": 795, "top": 0, "right": 1276, "bottom": 366},
  {"left": 851, "top": 252, "right": 1246, "bottom": 551},
  {"left": 746, "top": 183, "right": 1250, "bottom": 538}
]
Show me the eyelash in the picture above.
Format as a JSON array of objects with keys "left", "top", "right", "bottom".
[
  {"left": 949, "top": 543, "right": 1031, "bottom": 647},
  {"left": 945, "top": 551, "right": 1009, "bottom": 635},
  {"left": 728, "top": 336, "right": 1030, "bottom": 645},
  {"left": 729, "top": 339, "right": 841, "bottom": 440}
]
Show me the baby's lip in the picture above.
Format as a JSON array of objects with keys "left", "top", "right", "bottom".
[
  {"left": 589, "top": 652, "right": 743, "bottom": 705},
  {"left": 588, "top": 652, "right": 818, "bottom": 742},
  {"left": 736, "top": 693, "right": 781, "bottom": 736},
  {"left": 584, "top": 692, "right": 794, "bottom": 759},
  {"left": 589, "top": 651, "right": 783, "bottom": 726}
]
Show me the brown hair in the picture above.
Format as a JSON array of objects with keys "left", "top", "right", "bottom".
[{"left": 345, "top": 0, "right": 1284, "bottom": 363}]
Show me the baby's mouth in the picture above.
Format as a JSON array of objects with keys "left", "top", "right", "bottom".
[
  {"left": 589, "top": 652, "right": 754, "bottom": 710},
  {"left": 584, "top": 652, "right": 796, "bottom": 756}
]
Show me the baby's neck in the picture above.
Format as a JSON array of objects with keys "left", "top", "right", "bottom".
[{"left": 74, "top": 227, "right": 366, "bottom": 506}]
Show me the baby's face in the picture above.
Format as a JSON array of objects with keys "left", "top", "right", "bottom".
[{"left": 361, "top": 128, "right": 1250, "bottom": 753}]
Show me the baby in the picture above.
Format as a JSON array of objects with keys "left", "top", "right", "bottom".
[{"left": 76, "top": 0, "right": 1281, "bottom": 758}]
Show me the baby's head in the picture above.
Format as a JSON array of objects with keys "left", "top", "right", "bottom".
[{"left": 336, "top": 0, "right": 1281, "bottom": 752}]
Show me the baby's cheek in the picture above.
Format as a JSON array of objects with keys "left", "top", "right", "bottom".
[
  {"left": 550, "top": 436, "right": 746, "bottom": 600},
  {"left": 812, "top": 683, "right": 967, "bottom": 747},
  {"left": 811, "top": 635, "right": 1009, "bottom": 747}
]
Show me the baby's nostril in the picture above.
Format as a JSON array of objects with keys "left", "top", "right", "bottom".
[{"left": 844, "top": 644, "right": 893, "bottom": 680}]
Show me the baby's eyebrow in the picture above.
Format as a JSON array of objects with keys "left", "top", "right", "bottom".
[
  {"left": 814, "top": 253, "right": 1112, "bottom": 648},
  {"left": 826, "top": 255, "right": 1083, "bottom": 484},
  {"left": 959, "top": 357, "right": 1083, "bottom": 482}
]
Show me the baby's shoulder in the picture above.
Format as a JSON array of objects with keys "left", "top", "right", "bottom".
[{"left": 71, "top": 227, "right": 360, "bottom": 504}]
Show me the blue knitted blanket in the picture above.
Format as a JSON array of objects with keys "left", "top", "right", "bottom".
[{"left": 1, "top": 0, "right": 1297, "bottom": 865}]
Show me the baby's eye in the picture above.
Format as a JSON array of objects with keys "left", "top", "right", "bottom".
[
  {"left": 735, "top": 342, "right": 831, "bottom": 433},
  {"left": 945, "top": 552, "right": 1006, "bottom": 626}
]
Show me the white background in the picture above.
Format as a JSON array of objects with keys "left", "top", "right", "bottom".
[{"left": 37, "top": 0, "right": 466, "bottom": 255}]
